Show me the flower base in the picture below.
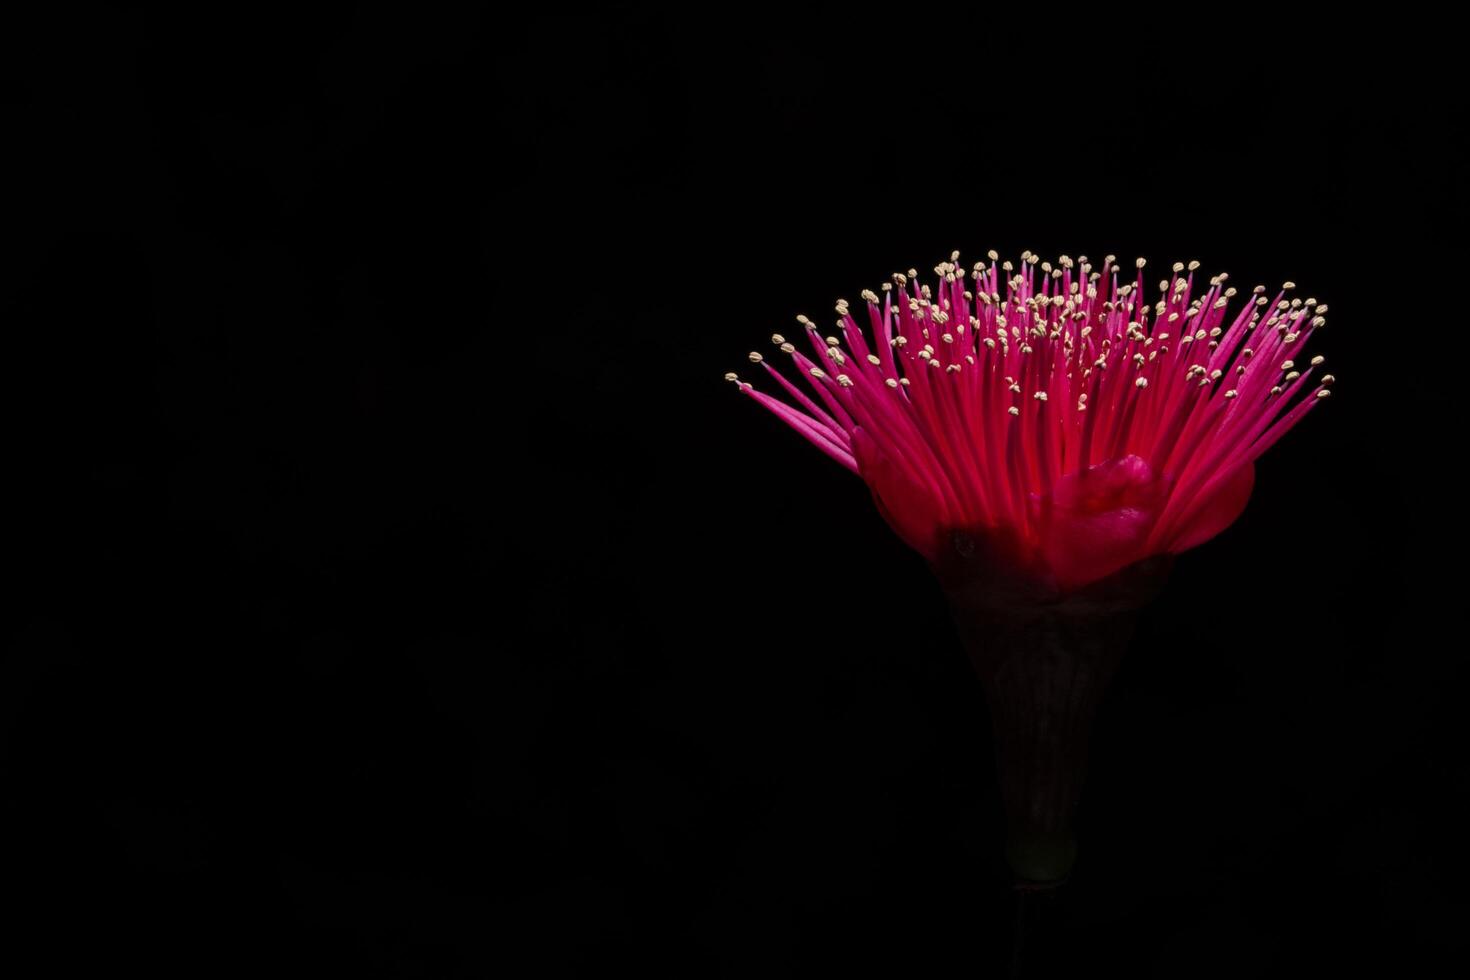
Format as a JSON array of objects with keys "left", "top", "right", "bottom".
[{"left": 938, "top": 541, "right": 1171, "bottom": 888}]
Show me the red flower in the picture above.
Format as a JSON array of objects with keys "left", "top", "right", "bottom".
[{"left": 730, "top": 252, "right": 1332, "bottom": 593}]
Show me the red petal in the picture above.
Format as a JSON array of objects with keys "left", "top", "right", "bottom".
[
  {"left": 1043, "top": 455, "right": 1165, "bottom": 591},
  {"left": 1166, "top": 462, "right": 1255, "bottom": 553},
  {"left": 852, "top": 428, "right": 944, "bottom": 563}
]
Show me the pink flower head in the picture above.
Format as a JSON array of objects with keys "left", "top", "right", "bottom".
[{"left": 728, "top": 252, "right": 1334, "bottom": 594}]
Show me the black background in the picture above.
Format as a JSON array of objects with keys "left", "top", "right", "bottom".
[{"left": 6, "top": 7, "right": 1466, "bottom": 977}]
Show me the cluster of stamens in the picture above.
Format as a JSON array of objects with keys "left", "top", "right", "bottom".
[{"left": 727, "top": 251, "right": 1333, "bottom": 559}]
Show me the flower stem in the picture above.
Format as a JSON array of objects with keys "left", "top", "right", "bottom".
[{"left": 1009, "top": 888, "right": 1029, "bottom": 980}]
